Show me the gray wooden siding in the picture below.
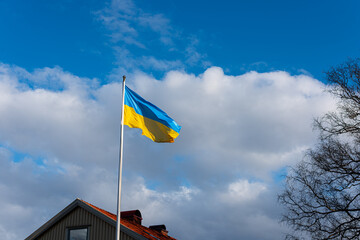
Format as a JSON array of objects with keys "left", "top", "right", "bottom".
[{"left": 36, "top": 207, "right": 135, "bottom": 240}]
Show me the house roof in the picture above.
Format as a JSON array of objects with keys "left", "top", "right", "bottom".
[
  {"left": 25, "top": 198, "right": 176, "bottom": 240},
  {"left": 80, "top": 199, "right": 176, "bottom": 240}
]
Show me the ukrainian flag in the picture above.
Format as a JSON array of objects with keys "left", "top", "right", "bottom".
[{"left": 123, "top": 86, "right": 181, "bottom": 143}]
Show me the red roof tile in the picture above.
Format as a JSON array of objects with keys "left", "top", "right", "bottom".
[{"left": 79, "top": 199, "right": 176, "bottom": 240}]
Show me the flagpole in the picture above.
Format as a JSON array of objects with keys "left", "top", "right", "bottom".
[{"left": 116, "top": 75, "right": 126, "bottom": 240}]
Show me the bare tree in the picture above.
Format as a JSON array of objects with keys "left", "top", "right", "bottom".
[{"left": 279, "top": 59, "right": 360, "bottom": 240}]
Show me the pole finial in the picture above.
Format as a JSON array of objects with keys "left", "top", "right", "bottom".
[{"left": 123, "top": 75, "right": 126, "bottom": 82}]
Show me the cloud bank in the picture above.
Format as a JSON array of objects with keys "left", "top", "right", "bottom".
[{"left": 0, "top": 63, "right": 335, "bottom": 239}]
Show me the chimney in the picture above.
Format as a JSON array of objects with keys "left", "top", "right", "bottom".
[
  {"left": 120, "top": 210, "right": 142, "bottom": 225},
  {"left": 149, "top": 224, "right": 168, "bottom": 236}
]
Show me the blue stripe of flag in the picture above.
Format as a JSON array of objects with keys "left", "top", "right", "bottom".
[{"left": 124, "top": 86, "right": 181, "bottom": 133}]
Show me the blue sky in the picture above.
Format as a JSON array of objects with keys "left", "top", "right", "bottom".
[
  {"left": 1, "top": 0, "right": 358, "bottom": 80},
  {"left": 0, "top": 1, "right": 359, "bottom": 239}
]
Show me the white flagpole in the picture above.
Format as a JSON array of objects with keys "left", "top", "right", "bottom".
[{"left": 116, "top": 75, "right": 126, "bottom": 240}]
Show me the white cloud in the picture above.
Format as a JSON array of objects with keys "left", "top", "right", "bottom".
[
  {"left": 139, "top": 56, "right": 184, "bottom": 71},
  {"left": 0, "top": 63, "right": 336, "bottom": 239},
  {"left": 219, "top": 179, "right": 267, "bottom": 203},
  {"left": 96, "top": 0, "right": 173, "bottom": 47},
  {"left": 0, "top": 64, "right": 114, "bottom": 166},
  {"left": 137, "top": 13, "right": 173, "bottom": 45},
  {"left": 125, "top": 67, "right": 334, "bottom": 181},
  {"left": 95, "top": 0, "right": 209, "bottom": 72},
  {"left": 0, "top": 225, "right": 17, "bottom": 240},
  {"left": 185, "top": 36, "right": 211, "bottom": 67}
]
